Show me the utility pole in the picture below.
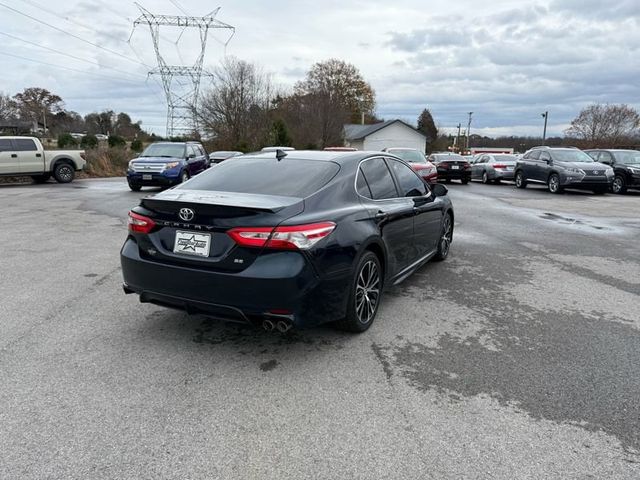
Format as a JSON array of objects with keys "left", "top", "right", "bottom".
[
  {"left": 466, "top": 111, "right": 473, "bottom": 153},
  {"left": 456, "top": 123, "right": 462, "bottom": 153},
  {"left": 130, "top": 3, "right": 234, "bottom": 137},
  {"left": 541, "top": 111, "right": 548, "bottom": 145}
]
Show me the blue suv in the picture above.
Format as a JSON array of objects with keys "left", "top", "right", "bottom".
[{"left": 127, "top": 141, "right": 209, "bottom": 191}]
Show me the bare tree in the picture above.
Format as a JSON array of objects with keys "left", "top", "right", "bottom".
[
  {"left": 198, "top": 57, "right": 274, "bottom": 150},
  {"left": 0, "top": 92, "right": 18, "bottom": 120},
  {"left": 13, "top": 87, "right": 64, "bottom": 128},
  {"left": 565, "top": 104, "right": 640, "bottom": 148}
]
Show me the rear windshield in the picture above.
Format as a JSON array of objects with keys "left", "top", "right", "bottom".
[
  {"left": 180, "top": 157, "right": 340, "bottom": 197},
  {"left": 435, "top": 155, "right": 464, "bottom": 162},
  {"left": 388, "top": 150, "right": 427, "bottom": 163},
  {"left": 493, "top": 155, "right": 517, "bottom": 162},
  {"left": 140, "top": 143, "right": 185, "bottom": 158}
]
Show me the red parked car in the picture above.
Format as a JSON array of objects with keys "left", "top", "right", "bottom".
[{"left": 382, "top": 148, "right": 438, "bottom": 185}]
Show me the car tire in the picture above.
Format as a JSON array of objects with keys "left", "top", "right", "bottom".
[
  {"left": 515, "top": 170, "right": 527, "bottom": 188},
  {"left": 335, "top": 251, "right": 382, "bottom": 333},
  {"left": 128, "top": 183, "right": 142, "bottom": 192},
  {"left": 53, "top": 162, "right": 75, "bottom": 183},
  {"left": 461, "top": 178, "right": 469, "bottom": 184},
  {"left": 180, "top": 170, "right": 189, "bottom": 184},
  {"left": 612, "top": 175, "right": 627, "bottom": 194},
  {"left": 31, "top": 174, "right": 51, "bottom": 184},
  {"left": 494, "top": 178, "right": 501, "bottom": 184},
  {"left": 434, "top": 212, "right": 453, "bottom": 261},
  {"left": 548, "top": 173, "right": 563, "bottom": 194},
  {"left": 481, "top": 171, "right": 489, "bottom": 184}
]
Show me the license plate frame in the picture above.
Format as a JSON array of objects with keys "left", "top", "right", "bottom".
[
  {"left": 451, "top": 165, "right": 460, "bottom": 170},
  {"left": 142, "top": 174, "right": 152, "bottom": 180},
  {"left": 173, "top": 230, "right": 211, "bottom": 257}
]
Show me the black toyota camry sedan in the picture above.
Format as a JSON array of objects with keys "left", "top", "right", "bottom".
[{"left": 121, "top": 150, "right": 454, "bottom": 333}]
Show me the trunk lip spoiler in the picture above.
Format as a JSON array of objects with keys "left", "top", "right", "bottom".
[{"left": 142, "top": 189, "right": 303, "bottom": 213}]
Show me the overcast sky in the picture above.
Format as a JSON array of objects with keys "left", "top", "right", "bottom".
[{"left": 1, "top": 0, "right": 638, "bottom": 137}]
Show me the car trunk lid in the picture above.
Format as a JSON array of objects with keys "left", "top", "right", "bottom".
[{"left": 137, "top": 189, "right": 305, "bottom": 272}]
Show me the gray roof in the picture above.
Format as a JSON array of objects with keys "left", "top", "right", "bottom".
[{"left": 344, "top": 119, "right": 427, "bottom": 141}]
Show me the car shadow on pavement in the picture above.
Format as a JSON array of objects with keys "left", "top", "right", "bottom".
[{"left": 141, "top": 308, "right": 352, "bottom": 358}]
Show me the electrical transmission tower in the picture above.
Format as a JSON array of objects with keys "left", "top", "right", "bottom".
[{"left": 130, "top": 3, "right": 234, "bottom": 137}]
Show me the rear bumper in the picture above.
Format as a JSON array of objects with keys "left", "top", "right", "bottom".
[
  {"left": 492, "top": 169, "right": 515, "bottom": 180},
  {"left": 438, "top": 170, "right": 471, "bottom": 181},
  {"left": 120, "top": 238, "right": 350, "bottom": 328}
]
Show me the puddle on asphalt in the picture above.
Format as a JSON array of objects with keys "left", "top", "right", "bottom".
[{"left": 539, "top": 212, "right": 607, "bottom": 231}]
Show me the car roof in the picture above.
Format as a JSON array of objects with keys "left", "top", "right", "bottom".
[{"left": 241, "top": 149, "right": 380, "bottom": 166}]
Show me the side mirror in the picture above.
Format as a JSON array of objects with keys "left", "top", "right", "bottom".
[{"left": 432, "top": 183, "right": 448, "bottom": 197}]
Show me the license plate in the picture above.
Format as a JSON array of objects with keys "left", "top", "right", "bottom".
[
  {"left": 173, "top": 231, "right": 211, "bottom": 257},
  {"left": 451, "top": 165, "right": 460, "bottom": 170},
  {"left": 506, "top": 167, "right": 513, "bottom": 170},
  {"left": 143, "top": 174, "right": 152, "bottom": 180}
]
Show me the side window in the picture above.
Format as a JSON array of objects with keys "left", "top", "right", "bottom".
[
  {"left": 481, "top": 155, "right": 489, "bottom": 163},
  {"left": 13, "top": 139, "right": 38, "bottom": 151},
  {"left": 386, "top": 158, "right": 427, "bottom": 197},
  {"left": 539, "top": 151, "right": 551, "bottom": 162},
  {"left": 529, "top": 150, "right": 541, "bottom": 160},
  {"left": 356, "top": 168, "right": 372, "bottom": 198},
  {"left": 600, "top": 152, "right": 613, "bottom": 165},
  {"left": 359, "top": 158, "right": 398, "bottom": 200},
  {"left": 187, "top": 145, "right": 197, "bottom": 157},
  {"left": 199, "top": 146, "right": 206, "bottom": 157},
  {"left": 0, "top": 138, "right": 14, "bottom": 152},
  {"left": 587, "top": 151, "right": 600, "bottom": 161}
]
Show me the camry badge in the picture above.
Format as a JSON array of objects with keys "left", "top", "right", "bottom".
[{"left": 178, "top": 208, "right": 195, "bottom": 221}]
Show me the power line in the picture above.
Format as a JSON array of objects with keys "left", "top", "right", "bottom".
[
  {"left": 0, "top": 1, "right": 152, "bottom": 69},
  {"left": 0, "top": 31, "right": 147, "bottom": 81},
  {"left": 168, "top": 0, "right": 189, "bottom": 16},
  {"left": 0, "top": 51, "right": 147, "bottom": 84}
]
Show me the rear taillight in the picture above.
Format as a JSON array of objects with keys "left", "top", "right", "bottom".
[
  {"left": 493, "top": 163, "right": 507, "bottom": 169},
  {"left": 228, "top": 222, "right": 336, "bottom": 250},
  {"left": 438, "top": 163, "right": 449, "bottom": 169},
  {"left": 80, "top": 152, "right": 86, "bottom": 160},
  {"left": 128, "top": 211, "right": 156, "bottom": 234}
]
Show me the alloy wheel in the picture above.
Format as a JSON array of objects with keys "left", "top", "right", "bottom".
[
  {"left": 58, "top": 166, "right": 73, "bottom": 182},
  {"left": 549, "top": 174, "right": 560, "bottom": 193},
  {"left": 612, "top": 177, "right": 624, "bottom": 194},
  {"left": 355, "top": 260, "right": 380, "bottom": 325}
]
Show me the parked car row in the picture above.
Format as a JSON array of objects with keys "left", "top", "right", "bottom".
[{"left": 462, "top": 146, "right": 639, "bottom": 195}]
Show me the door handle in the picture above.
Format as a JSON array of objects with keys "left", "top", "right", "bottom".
[
  {"left": 11, "top": 154, "right": 17, "bottom": 158},
  {"left": 375, "top": 212, "right": 388, "bottom": 221},
  {"left": 36, "top": 153, "right": 42, "bottom": 158}
]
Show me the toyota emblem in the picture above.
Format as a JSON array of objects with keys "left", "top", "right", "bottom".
[{"left": 178, "top": 208, "right": 195, "bottom": 221}]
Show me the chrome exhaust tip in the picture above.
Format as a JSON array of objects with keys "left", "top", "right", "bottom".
[
  {"left": 276, "top": 320, "right": 292, "bottom": 333},
  {"left": 262, "top": 319, "right": 275, "bottom": 331}
]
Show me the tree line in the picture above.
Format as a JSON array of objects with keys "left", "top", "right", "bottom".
[
  {"left": 196, "top": 57, "right": 378, "bottom": 151},
  {"left": 0, "top": 87, "right": 150, "bottom": 142}
]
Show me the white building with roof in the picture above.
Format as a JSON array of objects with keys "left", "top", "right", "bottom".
[{"left": 344, "top": 120, "right": 427, "bottom": 152}]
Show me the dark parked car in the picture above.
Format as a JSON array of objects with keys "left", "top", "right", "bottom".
[
  {"left": 209, "top": 150, "right": 243, "bottom": 163},
  {"left": 382, "top": 147, "right": 438, "bottom": 185},
  {"left": 514, "top": 146, "right": 614, "bottom": 194},
  {"left": 427, "top": 153, "right": 471, "bottom": 184},
  {"left": 585, "top": 149, "right": 640, "bottom": 194},
  {"left": 471, "top": 154, "right": 518, "bottom": 184},
  {"left": 121, "top": 151, "right": 454, "bottom": 333},
  {"left": 127, "top": 142, "right": 209, "bottom": 191}
]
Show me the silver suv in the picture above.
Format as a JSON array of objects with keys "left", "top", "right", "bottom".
[{"left": 514, "top": 146, "right": 614, "bottom": 194}]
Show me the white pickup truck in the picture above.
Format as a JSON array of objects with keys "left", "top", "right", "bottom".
[{"left": 0, "top": 136, "right": 86, "bottom": 183}]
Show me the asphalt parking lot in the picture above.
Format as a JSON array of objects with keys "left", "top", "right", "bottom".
[{"left": 1, "top": 177, "right": 639, "bottom": 479}]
